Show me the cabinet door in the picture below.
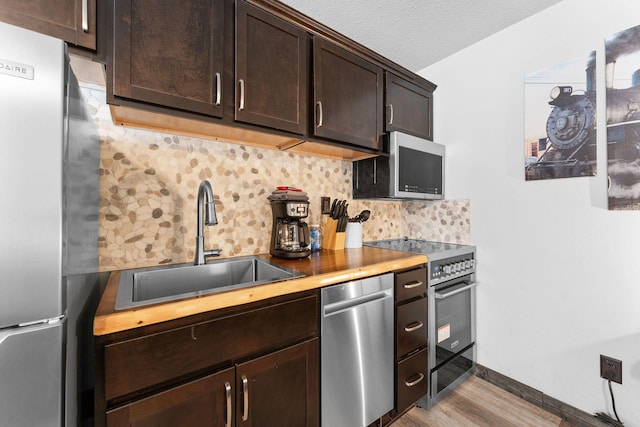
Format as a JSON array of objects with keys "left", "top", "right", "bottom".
[
  {"left": 313, "top": 37, "right": 383, "bottom": 150},
  {"left": 112, "top": 0, "right": 224, "bottom": 117},
  {"left": 236, "top": 338, "right": 319, "bottom": 427},
  {"left": 106, "top": 367, "right": 235, "bottom": 427},
  {"left": 385, "top": 72, "right": 434, "bottom": 140},
  {"left": 235, "top": 0, "right": 308, "bottom": 134},
  {"left": 0, "top": 0, "right": 96, "bottom": 49},
  {"left": 352, "top": 157, "right": 391, "bottom": 199}
]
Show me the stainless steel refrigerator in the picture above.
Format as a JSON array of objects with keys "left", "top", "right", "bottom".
[{"left": 0, "top": 22, "right": 100, "bottom": 427}]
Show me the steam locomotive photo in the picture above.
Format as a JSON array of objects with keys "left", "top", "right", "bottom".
[
  {"left": 604, "top": 24, "right": 640, "bottom": 209},
  {"left": 525, "top": 64, "right": 597, "bottom": 181},
  {"left": 526, "top": 24, "right": 640, "bottom": 209}
]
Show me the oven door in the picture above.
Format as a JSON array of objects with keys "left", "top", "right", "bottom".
[
  {"left": 433, "top": 277, "right": 477, "bottom": 366},
  {"left": 425, "top": 276, "right": 477, "bottom": 408}
]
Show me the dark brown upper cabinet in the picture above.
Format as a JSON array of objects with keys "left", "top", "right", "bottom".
[
  {"left": 235, "top": 1, "right": 308, "bottom": 135},
  {"left": 104, "top": 0, "right": 435, "bottom": 160},
  {"left": 385, "top": 72, "right": 434, "bottom": 140},
  {"left": 112, "top": 0, "right": 224, "bottom": 117},
  {"left": 312, "top": 37, "right": 383, "bottom": 151},
  {"left": 0, "top": 0, "right": 96, "bottom": 49}
]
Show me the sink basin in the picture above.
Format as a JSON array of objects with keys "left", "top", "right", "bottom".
[{"left": 115, "top": 256, "right": 304, "bottom": 310}]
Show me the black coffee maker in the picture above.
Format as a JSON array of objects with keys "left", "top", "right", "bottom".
[{"left": 268, "top": 190, "right": 311, "bottom": 259}]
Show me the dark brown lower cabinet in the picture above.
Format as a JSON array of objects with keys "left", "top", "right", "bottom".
[
  {"left": 236, "top": 338, "right": 319, "bottom": 427},
  {"left": 96, "top": 290, "right": 319, "bottom": 427},
  {"left": 106, "top": 367, "right": 235, "bottom": 427},
  {"left": 386, "top": 266, "right": 428, "bottom": 425},
  {"left": 106, "top": 339, "right": 318, "bottom": 427}
]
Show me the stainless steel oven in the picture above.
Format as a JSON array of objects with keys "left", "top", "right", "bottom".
[
  {"left": 362, "top": 238, "right": 476, "bottom": 410},
  {"left": 428, "top": 254, "right": 476, "bottom": 408}
]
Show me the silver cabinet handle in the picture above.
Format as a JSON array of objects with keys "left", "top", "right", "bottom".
[
  {"left": 405, "top": 372, "right": 425, "bottom": 387},
  {"left": 239, "top": 79, "right": 245, "bottom": 111},
  {"left": 316, "top": 101, "right": 323, "bottom": 127},
  {"left": 435, "top": 282, "right": 478, "bottom": 299},
  {"left": 403, "top": 280, "right": 423, "bottom": 289},
  {"left": 404, "top": 321, "right": 424, "bottom": 332},
  {"left": 241, "top": 375, "right": 249, "bottom": 421},
  {"left": 388, "top": 104, "right": 394, "bottom": 125},
  {"left": 224, "top": 382, "right": 232, "bottom": 427},
  {"left": 82, "top": 0, "right": 89, "bottom": 32},
  {"left": 215, "top": 73, "right": 221, "bottom": 106}
]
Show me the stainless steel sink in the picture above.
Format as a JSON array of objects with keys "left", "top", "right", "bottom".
[{"left": 114, "top": 256, "right": 304, "bottom": 310}]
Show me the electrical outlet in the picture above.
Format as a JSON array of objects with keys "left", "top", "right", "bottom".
[
  {"left": 600, "top": 355, "right": 622, "bottom": 384},
  {"left": 321, "top": 196, "right": 331, "bottom": 214}
]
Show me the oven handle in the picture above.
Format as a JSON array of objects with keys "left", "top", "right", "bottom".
[{"left": 435, "top": 282, "right": 477, "bottom": 299}]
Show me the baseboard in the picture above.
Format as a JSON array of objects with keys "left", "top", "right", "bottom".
[{"left": 474, "top": 364, "right": 609, "bottom": 427}]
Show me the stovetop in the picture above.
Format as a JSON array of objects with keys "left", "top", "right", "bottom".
[{"left": 364, "top": 237, "right": 475, "bottom": 262}]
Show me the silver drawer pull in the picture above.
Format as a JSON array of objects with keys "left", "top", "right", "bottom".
[
  {"left": 403, "top": 280, "right": 423, "bottom": 289},
  {"left": 404, "top": 321, "right": 424, "bottom": 332},
  {"left": 405, "top": 372, "right": 425, "bottom": 387},
  {"left": 224, "top": 382, "right": 232, "bottom": 427},
  {"left": 242, "top": 375, "right": 249, "bottom": 421}
]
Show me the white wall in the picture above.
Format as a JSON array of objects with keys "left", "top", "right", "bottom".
[{"left": 421, "top": 0, "right": 640, "bottom": 424}]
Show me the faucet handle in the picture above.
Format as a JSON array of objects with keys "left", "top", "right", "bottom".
[{"left": 204, "top": 248, "right": 222, "bottom": 258}]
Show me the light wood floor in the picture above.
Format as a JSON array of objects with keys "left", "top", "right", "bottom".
[{"left": 392, "top": 376, "right": 575, "bottom": 427}]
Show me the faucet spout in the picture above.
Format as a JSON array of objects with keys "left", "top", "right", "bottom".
[{"left": 194, "top": 180, "right": 221, "bottom": 265}]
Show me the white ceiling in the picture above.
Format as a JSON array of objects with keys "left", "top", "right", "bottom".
[{"left": 280, "top": 0, "right": 562, "bottom": 71}]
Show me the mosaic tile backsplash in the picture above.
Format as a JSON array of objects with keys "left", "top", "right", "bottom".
[{"left": 83, "top": 85, "right": 471, "bottom": 272}]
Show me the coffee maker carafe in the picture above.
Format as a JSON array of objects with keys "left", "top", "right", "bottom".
[{"left": 269, "top": 199, "right": 311, "bottom": 259}]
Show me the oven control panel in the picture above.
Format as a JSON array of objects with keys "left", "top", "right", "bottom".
[{"left": 430, "top": 253, "right": 475, "bottom": 284}]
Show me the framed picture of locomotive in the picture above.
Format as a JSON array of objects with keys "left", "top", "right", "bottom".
[
  {"left": 605, "top": 24, "right": 640, "bottom": 210},
  {"left": 524, "top": 51, "right": 597, "bottom": 181}
]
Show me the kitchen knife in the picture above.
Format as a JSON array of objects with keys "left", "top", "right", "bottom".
[{"left": 340, "top": 203, "right": 349, "bottom": 231}]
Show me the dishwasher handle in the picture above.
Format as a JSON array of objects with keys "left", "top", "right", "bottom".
[{"left": 323, "top": 289, "right": 392, "bottom": 317}]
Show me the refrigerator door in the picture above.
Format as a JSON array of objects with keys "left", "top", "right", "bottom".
[
  {"left": 0, "top": 320, "right": 64, "bottom": 426},
  {"left": 0, "top": 22, "right": 66, "bottom": 328}
]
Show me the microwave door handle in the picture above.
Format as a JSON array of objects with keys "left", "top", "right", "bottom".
[{"left": 435, "top": 282, "right": 477, "bottom": 299}]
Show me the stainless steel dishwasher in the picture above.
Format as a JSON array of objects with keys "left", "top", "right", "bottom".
[{"left": 321, "top": 273, "right": 394, "bottom": 427}]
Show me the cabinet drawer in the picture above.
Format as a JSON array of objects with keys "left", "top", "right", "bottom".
[
  {"left": 104, "top": 294, "right": 318, "bottom": 401},
  {"left": 395, "top": 267, "right": 427, "bottom": 303},
  {"left": 396, "top": 298, "right": 427, "bottom": 359},
  {"left": 396, "top": 348, "right": 428, "bottom": 415}
]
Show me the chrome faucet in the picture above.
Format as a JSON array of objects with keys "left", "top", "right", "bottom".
[{"left": 194, "top": 180, "right": 222, "bottom": 265}]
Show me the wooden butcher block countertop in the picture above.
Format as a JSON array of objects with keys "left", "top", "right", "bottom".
[{"left": 94, "top": 246, "right": 427, "bottom": 336}]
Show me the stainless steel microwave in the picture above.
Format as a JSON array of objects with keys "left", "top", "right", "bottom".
[{"left": 353, "top": 131, "right": 445, "bottom": 200}]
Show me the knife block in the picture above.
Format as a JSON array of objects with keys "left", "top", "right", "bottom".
[{"left": 324, "top": 218, "right": 345, "bottom": 250}]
